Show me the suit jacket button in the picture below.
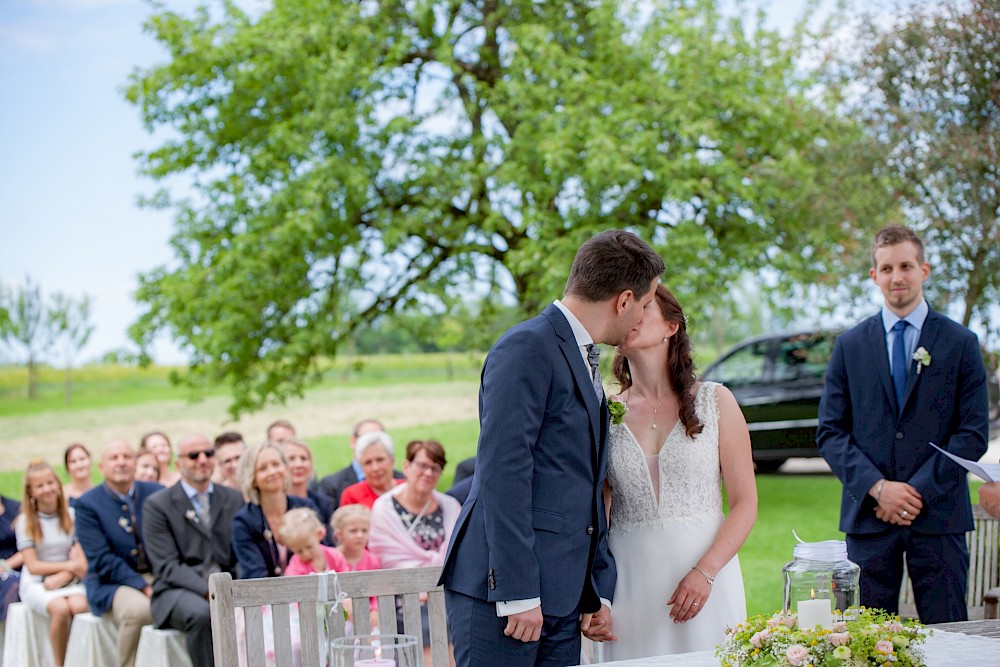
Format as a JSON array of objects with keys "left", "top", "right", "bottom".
[
  {"left": 586, "top": 526, "right": 594, "bottom": 535},
  {"left": 895, "top": 432, "right": 904, "bottom": 440},
  {"left": 130, "top": 549, "right": 138, "bottom": 556},
  {"left": 488, "top": 569, "right": 496, "bottom": 590}
]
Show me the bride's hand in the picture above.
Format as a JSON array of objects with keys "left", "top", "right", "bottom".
[{"left": 666, "top": 570, "right": 712, "bottom": 623}]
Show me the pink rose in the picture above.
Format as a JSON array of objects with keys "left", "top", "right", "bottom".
[
  {"left": 831, "top": 621, "right": 848, "bottom": 632},
  {"left": 786, "top": 644, "right": 810, "bottom": 666},
  {"left": 885, "top": 621, "right": 904, "bottom": 633},
  {"left": 828, "top": 632, "right": 850, "bottom": 647},
  {"left": 750, "top": 630, "right": 770, "bottom": 647},
  {"left": 875, "top": 639, "right": 894, "bottom": 654}
]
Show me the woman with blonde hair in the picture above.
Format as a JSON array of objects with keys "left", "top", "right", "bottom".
[
  {"left": 15, "top": 460, "right": 89, "bottom": 667},
  {"left": 231, "top": 441, "right": 321, "bottom": 579}
]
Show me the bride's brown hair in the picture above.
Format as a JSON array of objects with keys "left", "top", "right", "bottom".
[{"left": 612, "top": 284, "right": 704, "bottom": 438}]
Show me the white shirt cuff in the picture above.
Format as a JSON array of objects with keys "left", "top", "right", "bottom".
[
  {"left": 496, "top": 598, "right": 541, "bottom": 617},
  {"left": 600, "top": 597, "right": 612, "bottom": 610}
]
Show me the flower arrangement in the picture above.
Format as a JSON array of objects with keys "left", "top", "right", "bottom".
[
  {"left": 608, "top": 400, "right": 628, "bottom": 425},
  {"left": 911, "top": 347, "right": 931, "bottom": 374},
  {"left": 716, "top": 607, "right": 928, "bottom": 667}
]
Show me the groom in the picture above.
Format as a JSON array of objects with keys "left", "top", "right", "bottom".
[{"left": 440, "top": 230, "right": 664, "bottom": 666}]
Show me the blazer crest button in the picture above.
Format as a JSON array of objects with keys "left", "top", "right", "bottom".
[{"left": 488, "top": 569, "right": 496, "bottom": 590}]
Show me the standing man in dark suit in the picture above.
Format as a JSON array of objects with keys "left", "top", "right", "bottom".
[
  {"left": 818, "top": 224, "right": 990, "bottom": 624},
  {"left": 143, "top": 433, "right": 244, "bottom": 667},
  {"left": 75, "top": 440, "right": 164, "bottom": 667},
  {"left": 441, "top": 230, "right": 665, "bottom": 666}
]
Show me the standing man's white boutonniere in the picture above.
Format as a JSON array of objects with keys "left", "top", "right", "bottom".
[
  {"left": 912, "top": 347, "right": 931, "bottom": 374},
  {"left": 608, "top": 400, "right": 628, "bottom": 425},
  {"left": 185, "top": 509, "right": 199, "bottom": 524}
]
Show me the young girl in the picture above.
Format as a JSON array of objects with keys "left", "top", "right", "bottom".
[
  {"left": 280, "top": 508, "right": 349, "bottom": 576},
  {"left": 331, "top": 504, "right": 381, "bottom": 572},
  {"left": 15, "top": 460, "right": 89, "bottom": 667}
]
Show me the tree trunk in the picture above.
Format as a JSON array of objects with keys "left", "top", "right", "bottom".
[{"left": 27, "top": 358, "right": 37, "bottom": 400}]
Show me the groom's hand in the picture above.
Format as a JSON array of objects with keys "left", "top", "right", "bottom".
[
  {"left": 581, "top": 604, "right": 617, "bottom": 642},
  {"left": 504, "top": 607, "right": 543, "bottom": 643}
]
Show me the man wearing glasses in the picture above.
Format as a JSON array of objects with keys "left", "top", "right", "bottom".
[{"left": 142, "top": 433, "right": 244, "bottom": 667}]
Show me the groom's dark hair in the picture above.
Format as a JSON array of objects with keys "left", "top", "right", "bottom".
[{"left": 564, "top": 230, "right": 664, "bottom": 302}]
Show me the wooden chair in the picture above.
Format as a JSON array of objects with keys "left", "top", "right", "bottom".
[
  {"left": 899, "top": 504, "right": 1000, "bottom": 619},
  {"left": 209, "top": 566, "right": 447, "bottom": 667}
]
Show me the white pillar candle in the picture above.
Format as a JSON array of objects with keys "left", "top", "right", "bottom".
[
  {"left": 355, "top": 660, "right": 395, "bottom": 667},
  {"left": 797, "top": 597, "right": 833, "bottom": 630}
]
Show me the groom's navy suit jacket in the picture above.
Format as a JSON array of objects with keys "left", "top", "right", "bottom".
[
  {"left": 817, "top": 307, "right": 989, "bottom": 536},
  {"left": 440, "top": 303, "right": 616, "bottom": 618}
]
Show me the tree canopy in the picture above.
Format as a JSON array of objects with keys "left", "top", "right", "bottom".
[
  {"left": 127, "top": 0, "right": 885, "bottom": 416},
  {"left": 850, "top": 0, "right": 999, "bottom": 329}
]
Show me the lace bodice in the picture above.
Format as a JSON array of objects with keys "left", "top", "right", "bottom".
[{"left": 607, "top": 382, "right": 723, "bottom": 532}]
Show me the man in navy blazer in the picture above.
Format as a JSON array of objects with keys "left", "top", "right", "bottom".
[
  {"left": 75, "top": 440, "right": 164, "bottom": 667},
  {"left": 818, "top": 224, "right": 989, "bottom": 624},
  {"left": 441, "top": 230, "right": 665, "bottom": 666}
]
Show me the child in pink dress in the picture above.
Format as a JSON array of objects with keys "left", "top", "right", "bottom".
[
  {"left": 332, "top": 504, "right": 381, "bottom": 573},
  {"left": 281, "top": 508, "right": 350, "bottom": 576}
]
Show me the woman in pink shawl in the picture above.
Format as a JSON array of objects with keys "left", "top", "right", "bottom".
[{"left": 369, "top": 439, "right": 460, "bottom": 662}]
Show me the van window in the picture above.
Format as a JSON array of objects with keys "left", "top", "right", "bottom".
[
  {"left": 773, "top": 334, "right": 833, "bottom": 381},
  {"left": 704, "top": 341, "right": 768, "bottom": 386}
]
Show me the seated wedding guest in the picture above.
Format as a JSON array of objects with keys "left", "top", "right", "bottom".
[
  {"left": 280, "top": 508, "right": 349, "bottom": 575},
  {"left": 15, "top": 461, "right": 89, "bottom": 667},
  {"left": 369, "top": 440, "right": 460, "bottom": 665},
  {"left": 140, "top": 431, "right": 181, "bottom": 487},
  {"left": 75, "top": 440, "right": 163, "bottom": 667},
  {"left": 134, "top": 450, "right": 161, "bottom": 483},
  {"left": 332, "top": 504, "right": 381, "bottom": 573},
  {"left": 142, "top": 433, "right": 243, "bottom": 667},
  {"left": 212, "top": 431, "right": 245, "bottom": 490},
  {"left": 63, "top": 443, "right": 94, "bottom": 505},
  {"left": 232, "top": 441, "right": 319, "bottom": 578},
  {"left": 265, "top": 419, "right": 295, "bottom": 443},
  {"left": 980, "top": 482, "right": 1000, "bottom": 520},
  {"left": 282, "top": 438, "right": 334, "bottom": 543},
  {"left": 0, "top": 494, "right": 24, "bottom": 627},
  {"left": 318, "top": 419, "right": 402, "bottom": 512},
  {"left": 339, "top": 432, "right": 404, "bottom": 509}
]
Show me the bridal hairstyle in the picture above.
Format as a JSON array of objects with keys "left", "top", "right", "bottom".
[
  {"left": 612, "top": 284, "right": 704, "bottom": 438},
  {"left": 564, "top": 230, "right": 665, "bottom": 302},
  {"left": 22, "top": 460, "right": 74, "bottom": 543}
]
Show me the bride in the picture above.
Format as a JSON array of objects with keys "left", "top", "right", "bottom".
[{"left": 604, "top": 284, "right": 757, "bottom": 659}]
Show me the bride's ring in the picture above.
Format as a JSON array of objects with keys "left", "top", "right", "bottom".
[
  {"left": 901, "top": 510, "right": 909, "bottom": 518},
  {"left": 692, "top": 602, "right": 700, "bottom": 606}
]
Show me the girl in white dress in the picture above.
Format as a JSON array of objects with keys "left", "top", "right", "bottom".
[
  {"left": 604, "top": 284, "right": 757, "bottom": 659},
  {"left": 14, "top": 460, "right": 89, "bottom": 667}
]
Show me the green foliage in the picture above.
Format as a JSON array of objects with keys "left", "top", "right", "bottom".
[
  {"left": 125, "top": 0, "right": 880, "bottom": 417},
  {"left": 849, "top": 0, "right": 1000, "bottom": 329}
]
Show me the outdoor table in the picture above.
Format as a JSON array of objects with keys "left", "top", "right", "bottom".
[{"left": 583, "top": 622, "right": 1000, "bottom": 666}]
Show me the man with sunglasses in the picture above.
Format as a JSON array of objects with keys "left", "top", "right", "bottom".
[{"left": 142, "top": 433, "right": 244, "bottom": 667}]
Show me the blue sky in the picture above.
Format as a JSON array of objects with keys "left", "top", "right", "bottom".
[{"left": 0, "top": 0, "right": 908, "bottom": 366}]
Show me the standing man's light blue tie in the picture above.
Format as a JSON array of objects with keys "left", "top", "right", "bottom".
[
  {"left": 586, "top": 344, "right": 603, "bottom": 399},
  {"left": 891, "top": 320, "right": 909, "bottom": 412}
]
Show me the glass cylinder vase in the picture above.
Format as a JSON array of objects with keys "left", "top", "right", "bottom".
[
  {"left": 330, "top": 634, "right": 420, "bottom": 667},
  {"left": 782, "top": 539, "right": 860, "bottom": 628}
]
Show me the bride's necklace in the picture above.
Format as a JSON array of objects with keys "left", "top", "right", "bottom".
[{"left": 631, "top": 391, "right": 665, "bottom": 430}]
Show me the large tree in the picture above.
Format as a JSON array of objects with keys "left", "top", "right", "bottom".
[
  {"left": 851, "top": 0, "right": 1000, "bottom": 330},
  {"left": 127, "top": 0, "right": 881, "bottom": 416}
]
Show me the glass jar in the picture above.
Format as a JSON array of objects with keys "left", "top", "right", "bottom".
[{"left": 782, "top": 539, "right": 860, "bottom": 618}]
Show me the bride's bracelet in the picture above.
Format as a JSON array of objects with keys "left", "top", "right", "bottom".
[{"left": 692, "top": 566, "right": 715, "bottom": 586}]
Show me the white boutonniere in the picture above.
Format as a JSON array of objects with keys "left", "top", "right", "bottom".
[
  {"left": 912, "top": 347, "right": 931, "bottom": 374},
  {"left": 263, "top": 529, "right": 273, "bottom": 542},
  {"left": 118, "top": 517, "right": 132, "bottom": 534},
  {"left": 185, "top": 509, "right": 199, "bottom": 524}
]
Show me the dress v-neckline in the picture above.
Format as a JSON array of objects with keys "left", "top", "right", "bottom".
[{"left": 621, "top": 420, "right": 681, "bottom": 510}]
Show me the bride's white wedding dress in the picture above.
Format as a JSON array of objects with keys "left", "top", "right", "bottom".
[{"left": 604, "top": 381, "right": 746, "bottom": 659}]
